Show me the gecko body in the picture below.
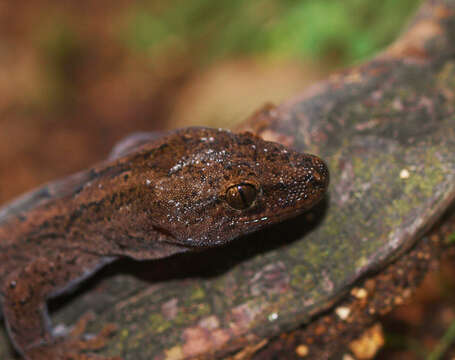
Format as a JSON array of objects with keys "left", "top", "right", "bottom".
[{"left": 0, "top": 127, "right": 329, "bottom": 359}]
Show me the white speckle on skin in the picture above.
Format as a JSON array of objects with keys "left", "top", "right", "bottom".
[
  {"left": 268, "top": 313, "right": 278, "bottom": 322},
  {"left": 170, "top": 163, "right": 183, "bottom": 173},
  {"left": 145, "top": 179, "right": 152, "bottom": 186}
]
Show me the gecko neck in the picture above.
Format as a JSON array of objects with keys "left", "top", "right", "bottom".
[{"left": 0, "top": 165, "right": 188, "bottom": 265}]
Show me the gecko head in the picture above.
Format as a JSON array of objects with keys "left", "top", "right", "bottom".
[{"left": 139, "top": 127, "right": 329, "bottom": 248}]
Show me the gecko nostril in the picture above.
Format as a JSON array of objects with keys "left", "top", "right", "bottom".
[
  {"left": 312, "top": 159, "right": 329, "bottom": 186},
  {"left": 311, "top": 171, "right": 322, "bottom": 183}
]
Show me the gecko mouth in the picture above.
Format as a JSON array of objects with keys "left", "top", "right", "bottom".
[{"left": 237, "top": 200, "right": 323, "bottom": 233}]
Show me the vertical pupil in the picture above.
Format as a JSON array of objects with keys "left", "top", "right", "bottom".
[
  {"left": 237, "top": 185, "right": 248, "bottom": 206},
  {"left": 225, "top": 183, "right": 257, "bottom": 210}
]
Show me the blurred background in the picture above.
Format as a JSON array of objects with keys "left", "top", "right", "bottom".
[
  {"left": 5, "top": 1, "right": 454, "bottom": 359},
  {"left": 0, "top": 0, "right": 421, "bottom": 201}
]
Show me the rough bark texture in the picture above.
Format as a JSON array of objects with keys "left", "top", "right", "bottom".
[
  {"left": 1, "top": 0, "right": 455, "bottom": 359},
  {"left": 253, "top": 206, "right": 455, "bottom": 359}
]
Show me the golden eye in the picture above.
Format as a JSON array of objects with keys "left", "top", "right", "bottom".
[{"left": 225, "top": 183, "right": 258, "bottom": 210}]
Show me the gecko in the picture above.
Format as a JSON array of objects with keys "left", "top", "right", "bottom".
[{"left": 0, "top": 127, "right": 329, "bottom": 359}]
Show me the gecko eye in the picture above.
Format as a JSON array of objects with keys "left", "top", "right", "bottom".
[{"left": 225, "top": 183, "right": 258, "bottom": 210}]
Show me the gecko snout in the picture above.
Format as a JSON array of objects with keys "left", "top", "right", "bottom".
[{"left": 308, "top": 156, "right": 329, "bottom": 189}]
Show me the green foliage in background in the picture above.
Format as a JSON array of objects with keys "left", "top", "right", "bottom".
[{"left": 123, "top": 0, "right": 421, "bottom": 64}]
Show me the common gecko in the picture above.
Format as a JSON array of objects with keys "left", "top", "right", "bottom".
[{"left": 0, "top": 127, "right": 329, "bottom": 359}]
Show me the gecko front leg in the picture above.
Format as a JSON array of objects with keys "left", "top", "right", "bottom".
[{"left": 2, "top": 252, "right": 120, "bottom": 360}]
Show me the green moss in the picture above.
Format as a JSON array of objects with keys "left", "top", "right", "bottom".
[
  {"left": 190, "top": 285, "right": 206, "bottom": 301},
  {"left": 437, "top": 61, "right": 455, "bottom": 90},
  {"left": 384, "top": 148, "right": 446, "bottom": 230},
  {"left": 290, "top": 265, "right": 316, "bottom": 291},
  {"left": 148, "top": 313, "right": 171, "bottom": 333},
  {"left": 174, "top": 301, "right": 211, "bottom": 326},
  {"left": 120, "top": 328, "right": 130, "bottom": 339}
]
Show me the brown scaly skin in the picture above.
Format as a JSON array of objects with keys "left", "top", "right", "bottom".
[{"left": 0, "top": 127, "right": 329, "bottom": 359}]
